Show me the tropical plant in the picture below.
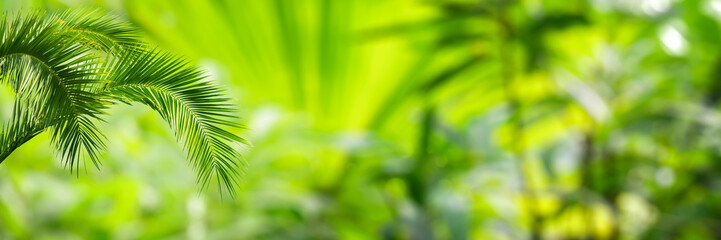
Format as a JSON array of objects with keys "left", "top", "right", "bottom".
[{"left": 0, "top": 10, "right": 246, "bottom": 196}]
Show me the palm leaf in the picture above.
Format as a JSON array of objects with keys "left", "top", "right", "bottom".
[
  {"left": 55, "top": 9, "right": 145, "bottom": 55},
  {"left": 0, "top": 11, "right": 107, "bottom": 172},
  {"left": 101, "top": 50, "right": 247, "bottom": 196},
  {"left": 0, "top": 10, "right": 247, "bottom": 196}
]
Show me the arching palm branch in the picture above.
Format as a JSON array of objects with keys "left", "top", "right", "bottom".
[{"left": 0, "top": 10, "right": 247, "bottom": 196}]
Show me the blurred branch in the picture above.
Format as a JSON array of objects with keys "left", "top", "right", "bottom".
[{"left": 495, "top": 1, "right": 544, "bottom": 238}]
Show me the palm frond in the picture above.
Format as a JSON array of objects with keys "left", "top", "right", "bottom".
[
  {"left": 54, "top": 9, "right": 145, "bottom": 55},
  {"left": 0, "top": 10, "right": 246, "bottom": 195},
  {"left": 0, "top": 101, "right": 43, "bottom": 162},
  {"left": 0, "top": 11, "right": 107, "bottom": 172},
  {"left": 101, "top": 49, "right": 246, "bottom": 196}
]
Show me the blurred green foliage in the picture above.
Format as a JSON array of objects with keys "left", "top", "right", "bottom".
[{"left": 1, "top": 0, "right": 721, "bottom": 239}]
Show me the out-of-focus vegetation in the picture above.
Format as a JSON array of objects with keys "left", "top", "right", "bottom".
[{"left": 0, "top": 0, "right": 720, "bottom": 239}]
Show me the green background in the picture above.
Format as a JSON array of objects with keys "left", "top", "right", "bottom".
[{"left": 1, "top": 0, "right": 720, "bottom": 239}]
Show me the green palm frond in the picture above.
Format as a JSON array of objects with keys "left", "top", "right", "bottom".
[
  {"left": 101, "top": 50, "right": 247, "bottom": 195},
  {"left": 0, "top": 11, "right": 107, "bottom": 172},
  {"left": 0, "top": 10, "right": 247, "bottom": 196},
  {"left": 56, "top": 9, "right": 145, "bottom": 55},
  {"left": 0, "top": 101, "right": 43, "bottom": 161}
]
